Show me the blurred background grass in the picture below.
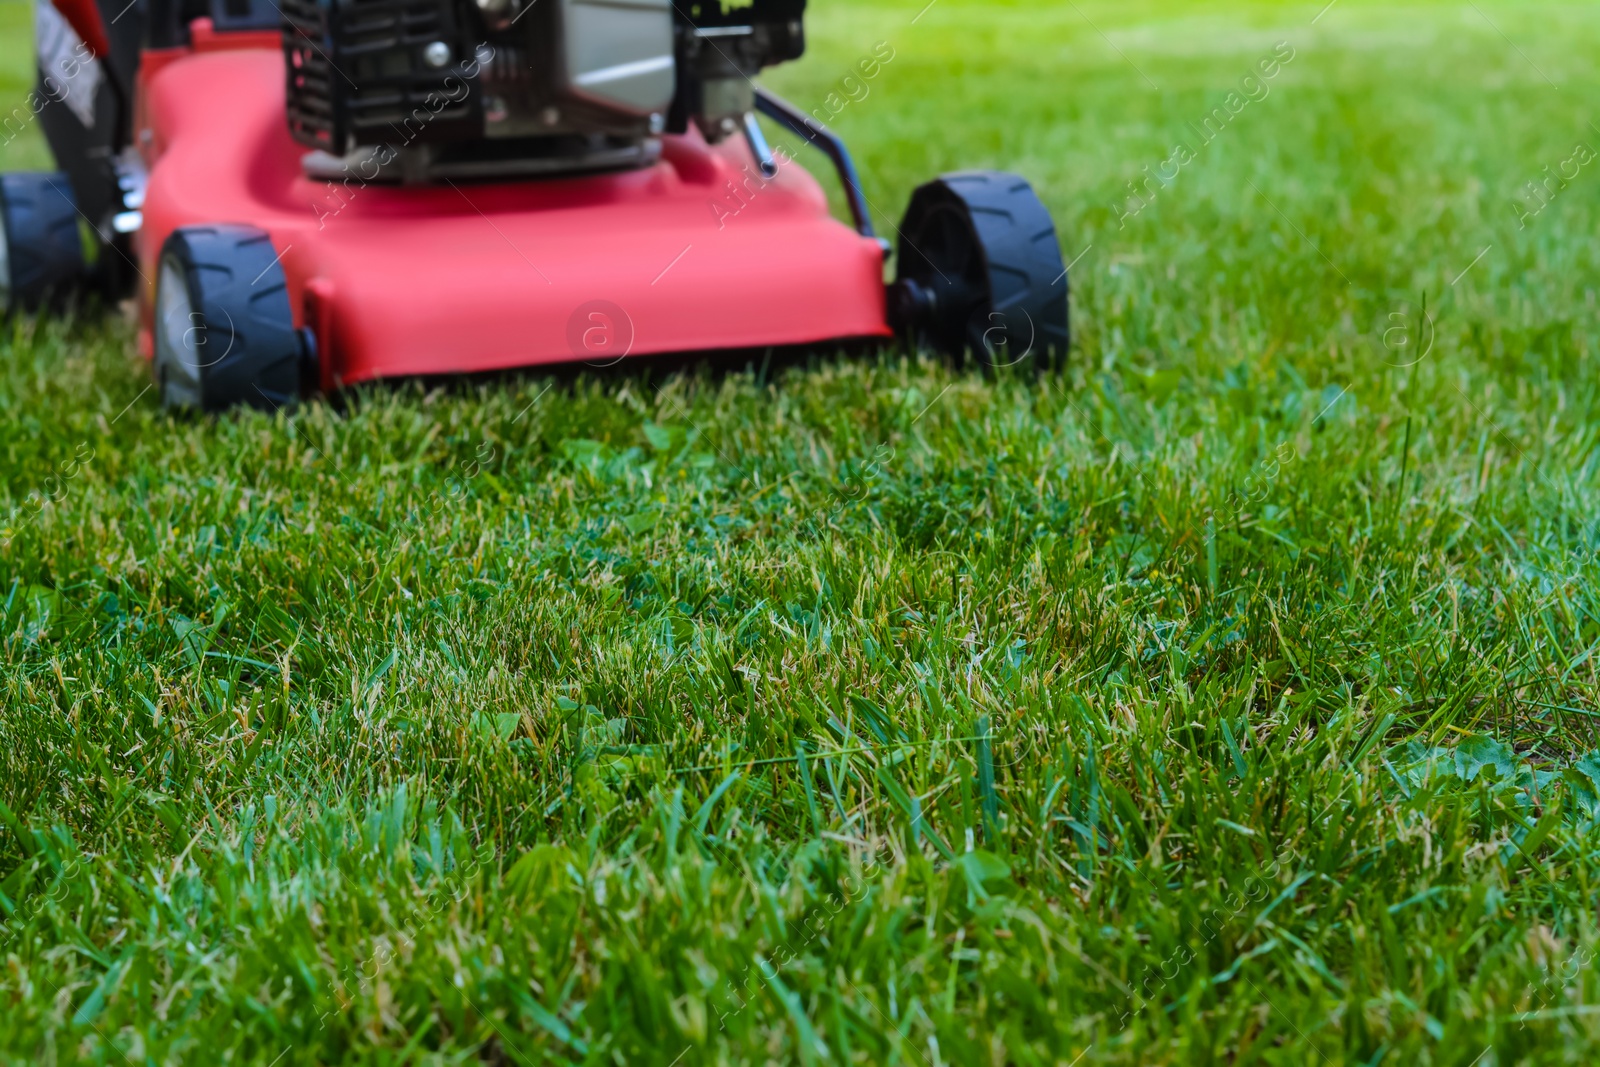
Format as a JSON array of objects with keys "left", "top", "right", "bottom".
[{"left": 0, "top": 0, "right": 51, "bottom": 170}]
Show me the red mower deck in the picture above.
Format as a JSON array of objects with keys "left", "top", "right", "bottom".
[{"left": 135, "top": 29, "right": 890, "bottom": 391}]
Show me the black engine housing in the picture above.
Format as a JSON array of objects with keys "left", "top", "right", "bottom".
[{"left": 277, "top": 0, "right": 807, "bottom": 176}]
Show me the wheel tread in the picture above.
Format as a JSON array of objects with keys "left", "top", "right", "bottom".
[
  {"left": 156, "top": 224, "right": 302, "bottom": 413},
  {"left": 1, "top": 172, "right": 87, "bottom": 307},
  {"left": 894, "top": 170, "right": 1069, "bottom": 367}
]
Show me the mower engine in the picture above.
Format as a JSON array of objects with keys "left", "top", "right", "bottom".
[{"left": 282, "top": 0, "right": 805, "bottom": 181}]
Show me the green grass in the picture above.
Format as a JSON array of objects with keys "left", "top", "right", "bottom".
[{"left": 4, "top": 0, "right": 1600, "bottom": 1062}]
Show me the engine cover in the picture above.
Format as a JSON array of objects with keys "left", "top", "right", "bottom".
[
  {"left": 282, "top": 0, "right": 484, "bottom": 153},
  {"left": 560, "top": 0, "right": 674, "bottom": 117},
  {"left": 281, "top": 0, "right": 806, "bottom": 177},
  {"left": 282, "top": 0, "right": 673, "bottom": 156}
]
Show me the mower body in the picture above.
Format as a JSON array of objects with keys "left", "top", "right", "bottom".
[
  {"left": 133, "top": 24, "right": 891, "bottom": 389},
  {"left": 7, "top": 0, "right": 1067, "bottom": 408}
]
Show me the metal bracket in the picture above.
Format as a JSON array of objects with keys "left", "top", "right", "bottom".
[{"left": 753, "top": 86, "right": 876, "bottom": 241}]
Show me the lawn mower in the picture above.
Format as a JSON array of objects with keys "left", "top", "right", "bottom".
[{"left": 2, "top": 0, "right": 1071, "bottom": 411}]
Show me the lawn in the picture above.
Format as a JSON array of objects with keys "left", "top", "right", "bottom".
[{"left": 3, "top": 0, "right": 1600, "bottom": 1063}]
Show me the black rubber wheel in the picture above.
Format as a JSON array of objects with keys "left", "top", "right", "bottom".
[
  {"left": 0, "top": 172, "right": 93, "bottom": 312},
  {"left": 890, "top": 172, "right": 1069, "bottom": 367},
  {"left": 154, "top": 225, "right": 303, "bottom": 413}
]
